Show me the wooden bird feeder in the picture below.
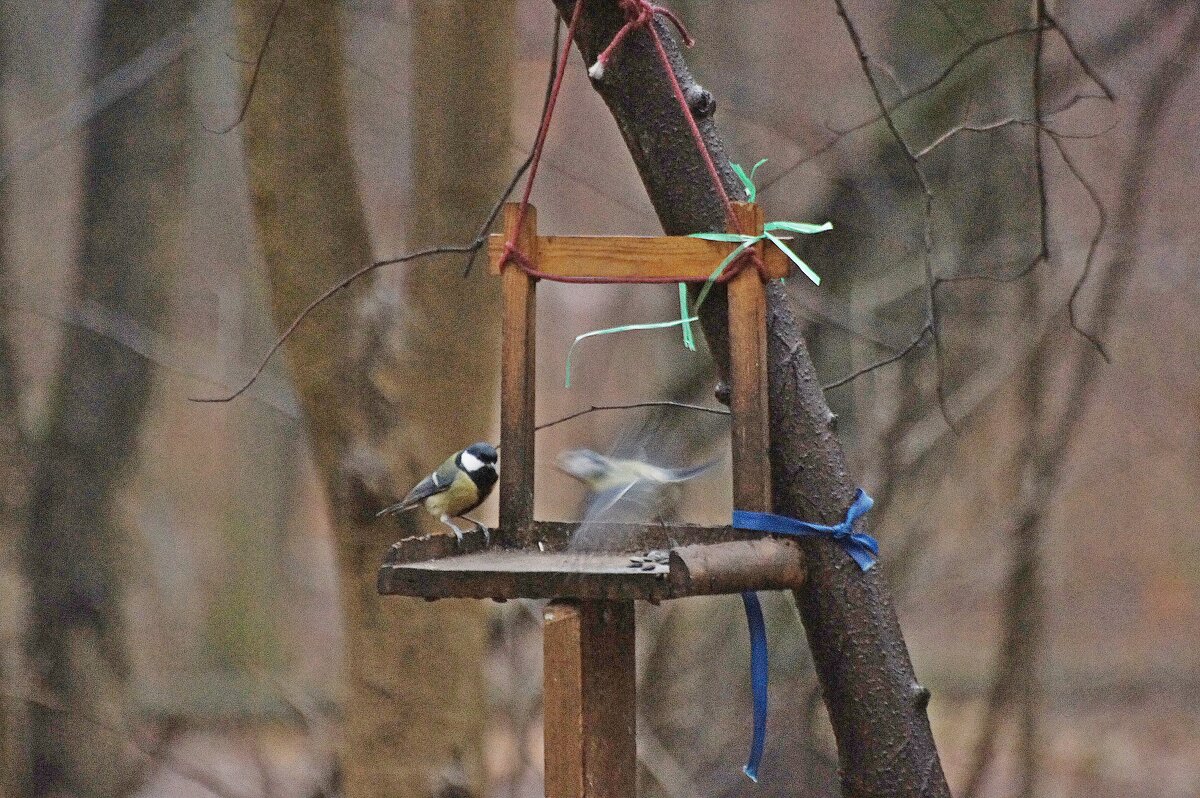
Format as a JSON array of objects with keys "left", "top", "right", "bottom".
[{"left": 378, "top": 201, "right": 806, "bottom": 797}]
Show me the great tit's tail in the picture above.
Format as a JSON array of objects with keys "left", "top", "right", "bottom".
[
  {"left": 375, "top": 500, "right": 418, "bottom": 517},
  {"left": 660, "top": 457, "right": 721, "bottom": 483}
]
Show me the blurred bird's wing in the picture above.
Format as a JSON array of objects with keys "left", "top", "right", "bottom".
[
  {"left": 588, "top": 479, "right": 641, "bottom": 518},
  {"left": 609, "top": 408, "right": 668, "bottom": 462},
  {"left": 568, "top": 477, "right": 671, "bottom": 553},
  {"left": 376, "top": 455, "right": 459, "bottom": 515}
]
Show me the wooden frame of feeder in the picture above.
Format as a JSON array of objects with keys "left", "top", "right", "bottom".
[{"left": 378, "top": 202, "right": 806, "bottom": 797}]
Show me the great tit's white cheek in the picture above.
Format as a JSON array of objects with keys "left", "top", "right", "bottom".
[{"left": 461, "top": 451, "right": 485, "bottom": 472}]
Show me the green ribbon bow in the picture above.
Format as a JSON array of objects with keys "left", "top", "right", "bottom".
[{"left": 561, "top": 158, "right": 831, "bottom": 387}]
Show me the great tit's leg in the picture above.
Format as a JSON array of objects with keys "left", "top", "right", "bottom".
[
  {"left": 439, "top": 514, "right": 466, "bottom": 547},
  {"left": 461, "top": 514, "right": 490, "bottom": 545}
]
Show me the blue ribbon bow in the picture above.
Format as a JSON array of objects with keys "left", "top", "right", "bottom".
[
  {"left": 733, "top": 488, "right": 878, "bottom": 571},
  {"left": 732, "top": 489, "right": 878, "bottom": 782}
]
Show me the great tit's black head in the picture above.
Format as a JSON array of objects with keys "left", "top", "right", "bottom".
[{"left": 461, "top": 442, "right": 498, "bottom": 473}]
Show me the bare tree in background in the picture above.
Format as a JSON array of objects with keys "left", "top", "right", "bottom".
[
  {"left": 962, "top": 9, "right": 1200, "bottom": 796},
  {"left": 234, "top": 1, "right": 513, "bottom": 795},
  {"left": 1, "top": 17, "right": 33, "bottom": 794},
  {"left": 16, "top": 2, "right": 194, "bottom": 795}
]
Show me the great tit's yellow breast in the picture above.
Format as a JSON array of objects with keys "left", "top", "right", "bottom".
[{"left": 425, "top": 470, "right": 482, "bottom": 518}]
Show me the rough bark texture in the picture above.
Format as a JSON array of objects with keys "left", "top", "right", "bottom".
[
  {"left": 236, "top": 1, "right": 512, "bottom": 794},
  {"left": 549, "top": 2, "right": 949, "bottom": 794},
  {"left": 19, "top": 2, "right": 192, "bottom": 795}
]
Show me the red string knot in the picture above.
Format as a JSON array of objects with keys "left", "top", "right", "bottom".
[
  {"left": 500, "top": 240, "right": 528, "bottom": 274},
  {"left": 588, "top": 1, "right": 694, "bottom": 81}
]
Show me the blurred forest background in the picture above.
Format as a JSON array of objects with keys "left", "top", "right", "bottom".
[{"left": 1, "top": 0, "right": 1197, "bottom": 797}]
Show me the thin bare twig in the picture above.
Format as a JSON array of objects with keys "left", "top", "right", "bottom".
[
  {"left": 821, "top": 324, "right": 931, "bottom": 391},
  {"left": 915, "top": 113, "right": 1117, "bottom": 160},
  {"left": 924, "top": 126, "right": 1110, "bottom": 360},
  {"left": 914, "top": 68, "right": 1114, "bottom": 358},
  {"left": 1046, "top": 132, "right": 1109, "bottom": 360},
  {"left": 1054, "top": 4, "right": 1200, "bottom": 444},
  {"left": 534, "top": 400, "right": 730, "bottom": 435},
  {"left": 204, "top": 0, "right": 286, "bottom": 135},
  {"left": 1043, "top": 10, "right": 1116, "bottom": 101},
  {"left": 761, "top": 13, "right": 1115, "bottom": 197},
  {"left": 189, "top": 244, "right": 475, "bottom": 402},
  {"left": 761, "top": 23, "right": 1049, "bottom": 195},
  {"left": 925, "top": 0, "right": 971, "bottom": 41},
  {"left": 832, "top": 0, "right": 954, "bottom": 429},
  {"left": 963, "top": 12, "right": 1200, "bottom": 791},
  {"left": 1015, "top": 17, "right": 1049, "bottom": 794}
]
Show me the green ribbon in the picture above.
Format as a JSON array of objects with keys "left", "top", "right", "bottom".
[
  {"left": 731, "top": 158, "right": 768, "bottom": 203},
  {"left": 565, "top": 316, "right": 699, "bottom": 387},
  {"left": 564, "top": 159, "right": 831, "bottom": 386},
  {"left": 679, "top": 283, "right": 697, "bottom": 351},
  {"left": 688, "top": 219, "right": 832, "bottom": 313}
]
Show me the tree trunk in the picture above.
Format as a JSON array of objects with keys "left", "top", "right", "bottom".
[
  {"left": 20, "top": 2, "right": 193, "bottom": 795},
  {"left": 236, "top": 1, "right": 513, "bottom": 794},
  {"left": 1, "top": 19, "right": 32, "bottom": 792},
  {"left": 548, "top": 2, "right": 949, "bottom": 794}
]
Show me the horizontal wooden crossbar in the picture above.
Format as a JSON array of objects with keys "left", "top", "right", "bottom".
[{"left": 487, "top": 233, "right": 790, "bottom": 281}]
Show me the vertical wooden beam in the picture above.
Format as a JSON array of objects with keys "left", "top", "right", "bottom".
[
  {"left": 543, "top": 600, "right": 636, "bottom": 798},
  {"left": 727, "top": 202, "right": 772, "bottom": 513},
  {"left": 499, "top": 203, "right": 538, "bottom": 543}
]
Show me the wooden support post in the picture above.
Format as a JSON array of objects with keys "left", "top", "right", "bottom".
[
  {"left": 727, "top": 202, "right": 772, "bottom": 514},
  {"left": 543, "top": 600, "right": 636, "bottom": 798},
  {"left": 499, "top": 203, "right": 538, "bottom": 543}
]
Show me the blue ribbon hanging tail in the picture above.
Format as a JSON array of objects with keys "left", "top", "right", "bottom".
[{"left": 731, "top": 489, "right": 879, "bottom": 783}]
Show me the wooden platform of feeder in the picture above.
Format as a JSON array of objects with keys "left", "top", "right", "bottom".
[{"left": 377, "top": 522, "right": 806, "bottom": 601}]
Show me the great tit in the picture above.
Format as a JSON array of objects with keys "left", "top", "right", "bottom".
[
  {"left": 555, "top": 448, "right": 718, "bottom": 517},
  {"left": 376, "top": 442, "right": 498, "bottom": 544},
  {"left": 556, "top": 449, "right": 715, "bottom": 490}
]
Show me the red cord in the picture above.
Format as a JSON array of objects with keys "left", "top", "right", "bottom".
[
  {"left": 502, "top": 0, "right": 764, "bottom": 284},
  {"left": 501, "top": 0, "right": 585, "bottom": 274}
]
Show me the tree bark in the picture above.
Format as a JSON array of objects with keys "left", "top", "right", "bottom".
[
  {"left": 20, "top": 2, "right": 193, "bottom": 795},
  {"left": 236, "top": 1, "right": 513, "bottom": 794},
  {"left": 548, "top": 2, "right": 949, "bottom": 794}
]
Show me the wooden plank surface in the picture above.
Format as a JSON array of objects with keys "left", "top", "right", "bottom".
[
  {"left": 499, "top": 204, "right": 538, "bottom": 543},
  {"left": 543, "top": 601, "right": 636, "bottom": 798},
  {"left": 728, "top": 203, "right": 773, "bottom": 513},
  {"left": 380, "top": 549, "right": 672, "bottom": 602}
]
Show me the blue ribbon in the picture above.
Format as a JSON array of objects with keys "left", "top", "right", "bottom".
[
  {"left": 732, "top": 489, "right": 878, "bottom": 782},
  {"left": 740, "top": 590, "right": 768, "bottom": 782},
  {"left": 733, "top": 488, "right": 879, "bottom": 571}
]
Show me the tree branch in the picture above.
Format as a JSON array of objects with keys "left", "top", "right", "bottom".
[{"left": 203, "top": 0, "right": 286, "bottom": 135}]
